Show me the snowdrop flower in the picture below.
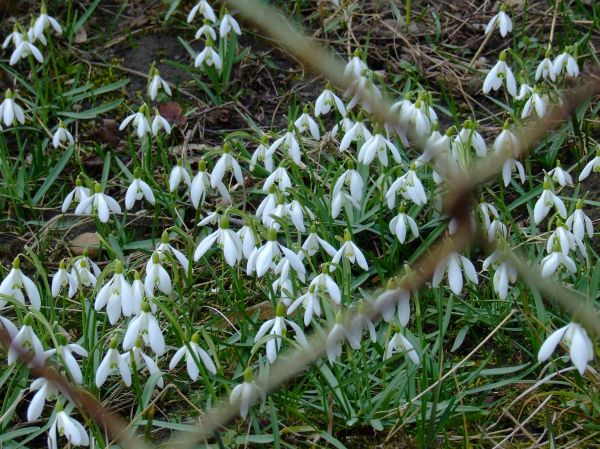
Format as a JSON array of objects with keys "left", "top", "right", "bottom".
[
  {"left": 33, "top": 2, "right": 62, "bottom": 39},
  {"left": 541, "top": 241, "right": 577, "bottom": 277},
  {"left": 145, "top": 252, "right": 172, "bottom": 296},
  {"left": 28, "top": 19, "right": 47, "bottom": 46},
  {"left": 75, "top": 182, "right": 121, "bottom": 223},
  {"left": 287, "top": 284, "right": 322, "bottom": 326},
  {"left": 521, "top": 89, "right": 547, "bottom": 119},
  {"left": 9, "top": 35, "right": 43, "bottom": 65},
  {"left": 7, "top": 314, "right": 45, "bottom": 366},
  {"left": 51, "top": 335, "right": 88, "bottom": 384},
  {"left": 477, "top": 201, "right": 500, "bottom": 231},
  {"left": 390, "top": 205, "right": 419, "bottom": 243},
  {"left": 405, "top": 98, "right": 436, "bottom": 138},
  {"left": 578, "top": 147, "right": 600, "bottom": 181},
  {"left": 219, "top": 12, "right": 241, "bottom": 38},
  {"left": 123, "top": 340, "right": 164, "bottom": 388},
  {"left": 51, "top": 260, "right": 74, "bottom": 298},
  {"left": 195, "top": 20, "right": 217, "bottom": 40},
  {"left": 170, "top": 333, "right": 217, "bottom": 379},
  {"left": 493, "top": 122, "right": 520, "bottom": 158},
  {"left": 61, "top": 177, "right": 90, "bottom": 213},
  {"left": 343, "top": 50, "right": 368, "bottom": 79},
  {"left": 125, "top": 168, "right": 155, "bottom": 210},
  {"left": 0, "top": 257, "right": 41, "bottom": 310},
  {"left": 198, "top": 209, "right": 222, "bottom": 226},
  {"left": 533, "top": 178, "right": 567, "bottom": 224},
  {"left": 374, "top": 282, "right": 411, "bottom": 325},
  {"left": 432, "top": 251, "right": 478, "bottom": 295},
  {"left": 47, "top": 402, "right": 89, "bottom": 449},
  {"left": 417, "top": 126, "right": 451, "bottom": 167},
  {"left": 566, "top": 201, "right": 594, "bottom": 243},
  {"left": 487, "top": 218, "right": 508, "bottom": 242},
  {"left": 538, "top": 322, "right": 593, "bottom": 375},
  {"left": 482, "top": 249, "right": 517, "bottom": 299},
  {"left": 453, "top": 120, "right": 487, "bottom": 159},
  {"left": 516, "top": 83, "right": 534, "bottom": 100},
  {"left": 346, "top": 73, "right": 382, "bottom": 114},
  {"left": 331, "top": 229, "right": 368, "bottom": 271},
  {"left": 255, "top": 302, "right": 307, "bottom": 364},
  {"left": 68, "top": 258, "right": 98, "bottom": 295},
  {"left": 273, "top": 246, "right": 305, "bottom": 286},
  {"left": 484, "top": 5, "right": 512, "bottom": 37},
  {"left": 553, "top": 47, "right": 579, "bottom": 78},
  {"left": 96, "top": 339, "right": 131, "bottom": 387},
  {"left": 3, "top": 23, "right": 22, "bottom": 49},
  {"left": 385, "top": 324, "right": 420, "bottom": 365},
  {"left": 129, "top": 271, "right": 146, "bottom": 316},
  {"left": 339, "top": 114, "right": 372, "bottom": 151},
  {"left": 124, "top": 302, "right": 165, "bottom": 356},
  {"left": 256, "top": 186, "right": 278, "bottom": 224},
  {"left": 147, "top": 64, "right": 171, "bottom": 100},
  {"left": 94, "top": 261, "right": 133, "bottom": 325},
  {"left": 548, "top": 161, "right": 572, "bottom": 187},
  {"left": 309, "top": 267, "right": 342, "bottom": 303},
  {"left": 536, "top": 50, "right": 556, "bottom": 82},
  {"left": 211, "top": 142, "right": 244, "bottom": 188},
  {"left": 315, "top": 83, "right": 346, "bottom": 117},
  {"left": 294, "top": 106, "right": 320, "bottom": 141},
  {"left": 187, "top": 0, "right": 216, "bottom": 23},
  {"left": 194, "top": 41, "right": 222, "bottom": 71},
  {"left": 119, "top": 104, "right": 151, "bottom": 139},
  {"left": 483, "top": 51, "right": 517, "bottom": 97},
  {"left": 0, "top": 89, "right": 26, "bottom": 127},
  {"left": 386, "top": 165, "right": 428, "bottom": 208},
  {"left": 326, "top": 313, "right": 351, "bottom": 363},
  {"left": 263, "top": 164, "right": 292, "bottom": 192},
  {"left": 169, "top": 160, "right": 192, "bottom": 192},
  {"left": 27, "top": 378, "right": 58, "bottom": 421},
  {"left": 194, "top": 216, "right": 243, "bottom": 267},
  {"left": 230, "top": 367, "right": 265, "bottom": 419},
  {"left": 52, "top": 121, "right": 74, "bottom": 148},
  {"left": 358, "top": 128, "right": 402, "bottom": 166},
  {"left": 237, "top": 224, "right": 257, "bottom": 259},
  {"left": 250, "top": 135, "right": 274, "bottom": 173},
  {"left": 247, "top": 228, "right": 305, "bottom": 278},
  {"left": 546, "top": 222, "right": 576, "bottom": 257},
  {"left": 151, "top": 108, "right": 171, "bottom": 136},
  {"left": 501, "top": 157, "right": 526, "bottom": 187},
  {"left": 302, "top": 225, "right": 337, "bottom": 257},
  {"left": 268, "top": 127, "right": 301, "bottom": 165},
  {"left": 0, "top": 316, "right": 17, "bottom": 340},
  {"left": 191, "top": 160, "right": 212, "bottom": 208},
  {"left": 153, "top": 231, "right": 190, "bottom": 273},
  {"left": 347, "top": 301, "right": 377, "bottom": 347}
]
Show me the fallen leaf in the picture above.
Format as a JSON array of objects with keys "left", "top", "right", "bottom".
[
  {"left": 74, "top": 26, "right": 87, "bottom": 44},
  {"left": 93, "top": 119, "right": 120, "bottom": 146},
  {"left": 70, "top": 232, "right": 101, "bottom": 257},
  {"left": 159, "top": 102, "right": 186, "bottom": 126}
]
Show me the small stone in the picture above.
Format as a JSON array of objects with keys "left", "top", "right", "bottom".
[{"left": 70, "top": 232, "right": 101, "bottom": 257}]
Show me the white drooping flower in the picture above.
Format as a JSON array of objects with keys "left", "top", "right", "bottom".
[
  {"left": 152, "top": 231, "right": 191, "bottom": 273},
  {"left": 170, "top": 332, "right": 217, "bottom": 380},
  {"left": 123, "top": 302, "right": 165, "bottom": 356},
  {"left": 47, "top": 402, "right": 89, "bottom": 449},
  {"left": 61, "top": 177, "right": 90, "bottom": 213},
  {"left": 343, "top": 50, "right": 368, "bottom": 79},
  {"left": 33, "top": 2, "right": 62, "bottom": 39},
  {"left": 51, "top": 260, "right": 75, "bottom": 298},
  {"left": 453, "top": 120, "right": 487, "bottom": 159},
  {"left": 533, "top": 179, "right": 567, "bottom": 224},
  {"left": 287, "top": 285, "right": 322, "bottom": 327},
  {"left": 432, "top": 251, "right": 478, "bottom": 295},
  {"left": 566, "top": 201, "right": 594, "bottom": 243},
  {"left": 546, "top": 223, "right": 577, "bottom": 257},
  {"left": 49, "top": 335, "right": 88, "bottom": 384},
  {"left": 374, "top": 283, "right": 411, "bottom": 325},
  {"left": 194, "top": 42, "right": 222, "bottom": 71},
  {"left": 0, "top": 257, "right": 41, "bottom": 310},
  {"left": 331, "top": 229, "right": 369, "bottom": 271},
  {"left": 268, "top": 128, "right": 301, "bottom": 165},
  {"left": 501, "top": 158, "right": 526, "bottom": 187},
  {"left": 417, "top": 126, "right": 451, "bottom": 167},
  {"left": 190, "top": 159, "right": 215, "bottom": 208},
  {"left": 123, "top": 341, "right": 164, "bottom": 389},
  {"left": 553, "top": 48, "right": 579, "bottom": 78},
  {"left": 211, "top": 142, "right": 244, "bottom": 188},
  {"left": 247, "top": 228, "right": 305, "bottom": 278},
  {"left": 96, "top": 339, "right": 131, "bottom": 388},
  {"left": 27, "top": 378, "right": 58, "bottom": 422},
  {"left": 169, "top": 160, "right": 192, "bottom": 192},
  {"left": 521, "top": 89, "right": 547, "bottom": 119},
  {"left": 326, "top": 313, "right": 354, "bottom": 363},
  {"left": 315, "top": 83, "right": 346, "bottom": 117},
  {"left": 389, "top": 206, "right": 419, "bottom": 244},
  {"left": 250, "top": 135, "right": 274, "bottom": 173},
  {"left": 262, "top": 164, "right": 291, "bottom": 193},
  {"left": 344, "top": 70, "right": 382, "bottom": 113},
  {"left": 331, "top": 114, "right": 354, "bottom": 139},
  {"left": 331, "top": 164, "right": 363, "bottom": 218},
  {"left": 294, "top": 107, "right": 320, "bottom": 141},
  {"left": 230, "top": 367, "right": 265, "bottom": 419},
  {"left": 194, "top": 216, "right": 243, "bottom": 267},
  {"left": 493, "top": 123, "right": 520, "bottom": 159},
  {"left": 339, "top": 115, "right": 372, "bottom": 151},
  {"left": 75, "top": 182, "right": 121, "bottom": 223},
  {"left": 68, "top": 257, "right": 98, "bottom": 296},
  {"left": 541, "top": 241, "right": 577, "bottom": 277},
  {"left": 151, "top": 109, "right": 172, "bottom": 136},
  {"left": 94, "top": 261, "right": 133, "bottom": 325},
  {"left": 119, "top": 104, "right": 151, "bottom": 139},
  {"left": 357, "top": 130, "right": 402, "bottom": 166},
  {"left": 195, "top": 21, "right": 217, "bottom": 40},
  {"left": 147, "top": 65, "right": 172, "bottom": 100},
  {"left": 385, "top": 165, "right": 428, "bottom": 208},
  {"left": 187, "top": 0, "right": 216, "bottom": 23},
  {"left": 237, "top": 224, "right": 257, "bottom": 260},
  {"left": 347, "top": 302, "right": 377, "bottom": 348},
  {"left": 547, "top": 162, "right": 573, "bottom": 187},
  {"left": 484, "top": 6, "right": 512, "bottom": 37},
  {"left": 219, "top": 13, "right": 242, "bottom": 38},
  {"left": 538, "top": 322, "right": 593, "bottom": 375},
  {"left": 482, "top": 249, "right": 517, "bottom": 299},
  {"left": 536, "top": 51, "right": 556, "bottom": 82},
  {"left": 7, "top": 314, "right": 45, "bottom": 366},
  {"left": 9, "top": 35, "right": 43, "bottom": 65},
  {"left": 144, "top": 252, "right": 172, "bottom": 296},
  {"left": 482, "top": 51, "right": 517, "bottom": 98},
  {"left": 3, "top": 24, "right": 23, "bottom": 49},
  {"left": 302, "top": 225, "right": 337, "bottom": 258},
  {"left": 578, "top": 147, "right": 600, "bottom": 181},
  {"left": 405, "top": 97, "right": 437, "bottom": 138},
  {"left": 255, "top": 303, "right": 307, "bottom": 364},
  {"left": 125, "top": 168, "right": 155, "bottom": 210},
  {"left": 0, "top": 89, "right": 26, "bottom": 127},
  {"left": 52, "top": 121, "right": 74, "bottom": 148},
  {"left": 385, "top": 325, "right": 420, "bottom": 365}
]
